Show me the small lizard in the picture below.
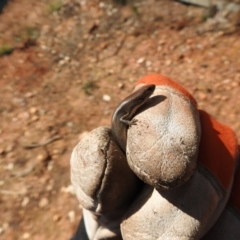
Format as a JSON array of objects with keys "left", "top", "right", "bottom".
[{"left": 111, "top": 84, "right": 155, "bottom": 152}]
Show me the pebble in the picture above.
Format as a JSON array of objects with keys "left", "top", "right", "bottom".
[
  {"left": 52, "top": 149, "right": 60, "bottom": 155},
  {"left": 137, "top": 57, "right": 145, "bottom": 64},
  {"left": 77, "top": 42, "right": 84, "bottom": 49},
  {"left": 47, "top": 162, "right": 54, "bottom": 171},
  {"left": 198, "top": 92, "right": 207, "bottom": 100},
  {"left": 214, "top": 94, "right": 221, "bottom": 100},
  {"left": 146, "top": 60, "right": 152, "bottom": 67},
  {"left": 58, "top": 59, "right": 65, "bottom": 66},
  {"left": 17, "top": 112, "right": 30, "bottom": 120},
  {"left": 51, "top": 49, "right": 57, "bottom": 55},
  {"left": 231, "top": 82, "right": 238, "bottom": 87},
  {"left": 6, "top": 144, "right": 14, "bottom": 153},
  {"left": 22, "top": 232, "right": 30, "bottom": 239},
  {"left": 2, "top": 222, "right": 9, "bottom": 230},
  {"left": 41, "top": 45, "right": 48, "bottom": 51},
  {"left": 221, "top": 96, "right": 229, "bottom": 101},
  {"left": 102, "top": 94, "right": 111, "bottom": 102},
  {"left": 53, "top": 214, "right": 61, "bottom": 222},
  {"left": 31, "top": 115, "right": 39, "bottom": 122},
  {"left": 29, "top": 107, "right": 38, "bottom": 114},
  {"left": 61, "top": 184, "right": 75, "bottom": 195},
  {"left": 117, "top": 83, "right": 124, "bottom": 89},
  {"left": 66, "top": 121, "right": 74, "bottom": 128},
  {"left": 5, "top": 163, "right": 14, "bottom": 171},
  {"left": 58, "top": 56, "right": 70, "bottom": 66},
  {"left": 99, "top": 2, "right": 105, "bottom": 8},
  {"left": 46, "top": 184, "right": 53, "bottom": 191},
  {"left": 25, "top": 92, "right": 34, "bottom": 98},
  {"left": 12, "top": 117, "right": 18, "bottom": 122},
  {"left": 0, "top": 148, "right": 4, "bottom": 155},
  {"left": 37, "top": 154, "right": 47, "bottom": 162},
  {"left": 165, "top": 59, "right": 172, "bottom": 66},
  {"left": 21, "top": 197, "right": 30, "bottom": 207},
  {"left": 38, "top": 197, "right": 49, "bottom": 208},
  {"left": 68, "top": 210, "right": 76, "bottom": 223}
]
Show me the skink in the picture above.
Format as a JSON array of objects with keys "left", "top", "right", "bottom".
[{"left": 111, "top": 84, "right": 156, "bottom": 153}]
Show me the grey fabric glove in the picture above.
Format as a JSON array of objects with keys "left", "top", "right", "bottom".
[{"left": 70, "top": 74, "right": 240, "bottom": 240}]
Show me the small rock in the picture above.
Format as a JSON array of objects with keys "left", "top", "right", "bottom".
[
  {"left": 214, "top": 94, "right": 221, "bottom": 100},
  {"left": 64, "top": 56, "right": 70, "bottom": 62},
  {"left": 46, "top": 184, "right": 53, "bottom": 191},
  {"left": 51, "top": 49, "right": 57, "bottom": 55},
  {"left": 0, "top": 227, "right": 3, "bottom": 234},
  {"left": 78, "top": 42, "right": 83, "bottom": 49},
  {"left": 21, "top": 197, "right": 30, "bottom": 207},
  {"left": 6, "top": 144, "right": 14, "bottom": 153},
  {"left": 231, "top": 82, "right": 238, "bottom": 87},
  {"left": 38, "top": 197, "right": 49, "bottom": 208},
  {"left": 222, "top": 79, "right": 231, "bottom": 84},
  {"left": 165, "top": 59, "right": 172, "bottom": 66},
  {"left": 146, "top": 60, "right": 152, "bottom": 67},
  {"left": 29, "top": 107, "right": 38, "bottom": 114},
  {"left": 22, "top": 232, "right": 30, "bottom": 239},
  {"left": 0, "top": 148, "right": 4, "bottom": 155},
  {"left": 58, "top": 59, "right": 65, "bottom": 66},
  {"left": 53, "top": 214, "right": 61, "bottom": 222},
  {"left": 61, "top": 185, "right": 75, "bottom": 195},
  {"left": 2, "top": 222, "right": 9, "bottom": 230},
  {"left": 108, "top": 69, "right": 114, "bottom": 74},
  {"left": 25, "top": 92, "right": 34, "bottom": 98},
  {"left": 41, "top": 45, "right": 48, "bottom": 51},
  {"left": 221, "top": 96, "right": 229, "bottom": 101},
  {"left": 7, "top": 151, "right": 15, "bottom": 159},
  {"left": 66, "top": 121, "right": 74, "bottom": 128},
  {"left": 52, "top": 149, "right": 60, "bottom": 155},
  {"left": 37, "top": 153, "right": 48, "bottom": 162},
  {"left": 0, "top": 180, "right": 4, "bottom": 186},
  {"left": 17, "top": 112, "right": 30, "bottom": 120},
  {"left": 31, "top": 115, "right": 39, "bottom": 122},
  {"left": 137, "top": 57, "right": 145, "bottom": 64},
  {"left": 47, "top": 162, "right": 54, "bottom": 171},
  {"left": 198, "top": 92, "right": 207, "bottom": 100},
  {"left": 103, "top": 94, "right": 111, "bottom": 102},
  {"left": 5, "top": 163, "right": 14, "bottom": 171},
  {"left": 99, "top": 2, "right": 105, "bottom": 8},
  {"left": 68, "top": 210, "right": 76, "bottom": 223},
  {"left": 117, "top": 83, "right": 124, "bottom": 89},
  {"left": 158, "top": 39, "right": 165, "bottom": 45}
]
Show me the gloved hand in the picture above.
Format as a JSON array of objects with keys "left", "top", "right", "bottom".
[{"left": 70, "top": 74, "right": 240, "bottom": 240}]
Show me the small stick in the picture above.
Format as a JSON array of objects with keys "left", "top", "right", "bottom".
[{"left": 21, "top": 135, "right": 61, "bottom": 149}]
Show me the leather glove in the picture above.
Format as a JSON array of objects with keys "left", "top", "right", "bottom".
[{"left": 70, "top": 74, "right": 240, "bottom": 240}]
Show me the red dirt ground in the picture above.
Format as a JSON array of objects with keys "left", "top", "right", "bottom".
[{"left": 0, "top": 0, "right": 239, "bottom": 239}]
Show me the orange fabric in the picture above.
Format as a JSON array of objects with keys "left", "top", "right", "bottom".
[
  {"left": 229, "top": 151, "right": 240, "bottom": 211},
  {"left": 137, "top": 73, "right": 197, "bottom": 107},
  {"left": 198, "top": 110, "right": 238, "bottom": 190}
]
